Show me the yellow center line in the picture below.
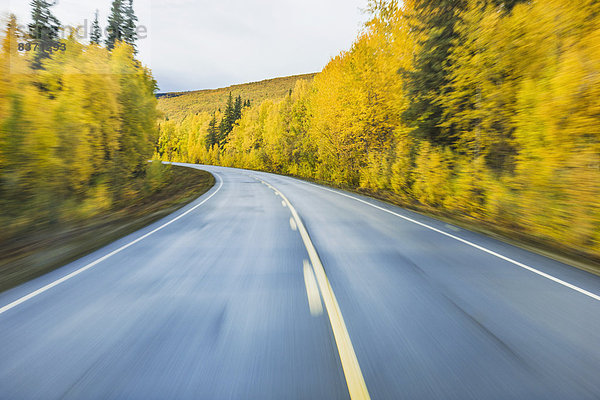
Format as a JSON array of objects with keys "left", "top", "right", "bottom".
[
  {"left": 255, "top": 176, "right": 371, "bottom": 400},
  {"left": 289, "top": 217, "right": 298, "bottom": 231},
  {"left": 303, "top": 259, "right": 324, "bottom": 316}
]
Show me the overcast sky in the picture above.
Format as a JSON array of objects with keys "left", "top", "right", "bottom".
[{"left": 2, "top": 0, "right": 367, "bottom": 92}]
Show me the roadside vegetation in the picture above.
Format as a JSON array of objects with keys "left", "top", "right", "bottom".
[
  {"left": 0, "top": 164, "right": 214, "bottom": 292},
  {"left": 157, "top": 0, "right": 600, "bottom": 265},
  {"left": 0, "top": 1, "right": 215, "bottom": 291}
]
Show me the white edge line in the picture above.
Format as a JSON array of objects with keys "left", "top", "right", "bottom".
[
  {"left": 298, "top": 180, "right": 600, "bottom": 302},
  {"left": 0, "top": 171, "right": 224, "bottom": 315}
]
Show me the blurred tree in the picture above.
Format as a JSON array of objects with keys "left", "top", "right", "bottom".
[
  {"left": 110, "top": 42, "right": 158, "bottom": 198},
  {"left": 154, "top": 0, "right": 600, "bottom": 258},
  {"left": 400, "top": 0, "right": 466, "bottom": 146},
  {"left": 122, "top": 0, "right": 138, "bottom": 51},
  {"left": 28, "top": 0, "right": 61, "bottom": 69},
  {"left": 90, "top": 10, "right": 102, "bottom": 45},
  {"left": 105, "top": 0, "right": 124, "bottom": 50},
  {"left": 440, "top": 2, "right": 519, "bottom": 173}
]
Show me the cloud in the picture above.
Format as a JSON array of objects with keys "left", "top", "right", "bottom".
[{"left": 1, "top": 0, "right": 367, "bottom": 92}]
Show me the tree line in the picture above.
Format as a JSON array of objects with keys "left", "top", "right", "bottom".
[
  {"left": 0, "top": 0, "right": 158, "bottom": 238},
  {"left": 28, "top": 0, "right": 139, "bottom": 67},
  {"left": 155, "top": 93, "right": 251, "bottom": 162},
  {"left": 157, "top": 0, "right": 600, "bottom": 260}
]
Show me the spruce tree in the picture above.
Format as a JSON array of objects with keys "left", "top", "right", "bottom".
[
  {"left": 90, "top": 10, "right": 102, "bottom": 45},
  {"left": 105, "top": 0, "right": 124, "bottom": 50},
  {"left": 234, "top": 95, "right": 243, "bottom": 121},
  {"left": 217, "top": 93, "right": 235, "bottom": 146},
  {"left": 400, "top": 0, "right": 466, "bottom": 146},
  {"left": 28, "top": 0, "right": 60, "bottom": 69},
  {"left": 105, "top": 0, "right": 139, "bottom": 51},
  {"left": 206, "top": 114, "right": 219, "bottom": 150},
  {"left": 122, "top": 0, "right": 138, "bottom": 51}
]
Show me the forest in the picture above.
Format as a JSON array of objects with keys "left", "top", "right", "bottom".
[
  {"left": 157, "top": 73, "right": 316, "bottom": 121},
  {"left": 157, "top": 0, "right": 600, "bottom": 261},
  {"left": 0, "top": 0, "right": 159, "bottom": 240}
]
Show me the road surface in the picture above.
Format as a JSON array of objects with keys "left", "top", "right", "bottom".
[{"left": 1, "top": 164, "right": 600, "bottom": 399}]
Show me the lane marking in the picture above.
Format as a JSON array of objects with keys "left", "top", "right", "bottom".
[
  {"left": 298, "top": 180, "right": 600, "bottom": 302},
  {"left": 289, "top": 217, "right": 297, "bottom": 231},
  {"left": 254, "top": 176, "right": 371, "bottom": 400},
  {"left": 282, "top": 200, "right": 287, "bottom": 208},
  {"left": 303, "top": 260, "right": 323, "bottom": 316},
  {"left": 0, "top": 172, "right": 224, "bottom": 316}
]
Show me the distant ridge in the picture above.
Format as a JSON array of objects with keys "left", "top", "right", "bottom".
[{"left": 157, "top": 73, "right": 317, "bottom": 120}]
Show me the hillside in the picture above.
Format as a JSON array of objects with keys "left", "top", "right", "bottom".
[{"left": 157, "top": 73, "right": 317, "bottom": 121}]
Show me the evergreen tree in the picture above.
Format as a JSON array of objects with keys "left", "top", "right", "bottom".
[
  {"left": 155, "top": 0, "right": 600, "bottom": 259},
  {"left": 90, "top": 10, "right": 102, "bottom": 45},
  {"left": 234, "top": 95, "right": 243, "bottom": 121},
  {"left": 205, "top": 114, "right": 219, "bottom": 150},
  {"left": 28, "top": 0, "right": 61, "bottom": 69},
  {"left": 400, "top": 0, "right": 466, "bottom": 146},
  {"left": 105, "top": 0, "right": 124, "bottom": 50},
  {"left": 122, "top": 0, "right": 138, "bottom": 51},
  {"left": 217, "top": 93, "right": 235, "bottom": 146}
]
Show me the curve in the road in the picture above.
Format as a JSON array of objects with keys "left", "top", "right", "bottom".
[
  {"left": 0, "top": 173, "right": 224, "bottom": 316},
  {"left": 3, "top": 163, "right": 600, "bottom": 400},
  {"left": 299, "top": 181, "right": 600, "bottom": 303},
  {"left": 253, "top": 175, "right": 371, "bottom": 400}
]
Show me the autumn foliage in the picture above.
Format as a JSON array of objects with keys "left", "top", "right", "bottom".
[
  {"left": 156, "top": 0, "right": 600, "bottom": 260},
  {"left": 0, "top": 15, "right": 158, "bottom": 238}
]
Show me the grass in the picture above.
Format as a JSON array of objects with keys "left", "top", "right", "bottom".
[
  {"left": 157, "top": 73, "right": 317, "bottom": 121},
  {"left": 0, "top": 165, "right": 215, "bottom": 293}
]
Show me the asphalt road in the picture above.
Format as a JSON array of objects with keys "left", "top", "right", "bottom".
[{"left": 1, "top": 164, "right": 600, "bottom": 399}]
